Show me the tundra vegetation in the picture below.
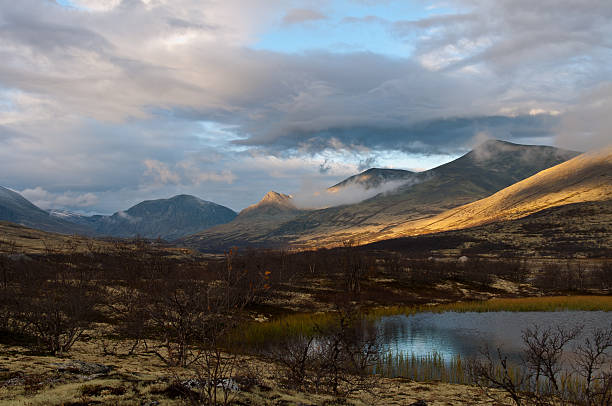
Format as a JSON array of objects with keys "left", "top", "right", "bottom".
[{"left": 0, "top": 235, "right": 610, "bottom": 404}]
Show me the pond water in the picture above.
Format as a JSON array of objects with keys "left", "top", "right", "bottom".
[{"left": 375, "top": 311, "right": 612, "bottom": 362}]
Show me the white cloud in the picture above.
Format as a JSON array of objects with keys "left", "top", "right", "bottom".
[
  {"left": 143, "top": 159, "right": 181, "bottom": 185},
  {"left": 20, "top": 186, "right": 99, "bottom": 209}
]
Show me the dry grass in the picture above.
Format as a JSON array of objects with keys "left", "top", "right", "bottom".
[{"left": 370, "top": 295, "right": 612, "bottom": 318}]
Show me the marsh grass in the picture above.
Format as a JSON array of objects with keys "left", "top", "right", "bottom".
[
  {"left": 374, "top": 351, "right": 472, "bottom": 384},
  {"left": 236, "top": 296, "right": 611, "bottom": 348}
]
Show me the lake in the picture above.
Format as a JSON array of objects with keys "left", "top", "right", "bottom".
[{"left": 373, "top": 311, "right": 612, "bottom": 378}]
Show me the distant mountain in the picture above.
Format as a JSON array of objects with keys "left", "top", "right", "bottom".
[
  {"left": 184, "top": 140, "right": 580, "bottom": 251},
  {"left": 1, "top": 189, "right": 236, "bottom": 240},
  {"left": 386, "top": 147, "right": 612, "bottom": 238},
  {"left": 88, "top": 195, "right": 237, "bottom": 240},
  {"left": 182, "top": 191, "right": 306, "bottom": 251},
  {"left": 0, "top": 187, "right": 92, "bottom": 235},
  {"left": 329, "top": 168, "right": 414, "bottom": 191}
]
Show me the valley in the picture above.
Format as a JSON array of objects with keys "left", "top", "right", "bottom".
[{"left": 0, "top": 140, "right": 610, "bottom": 406}]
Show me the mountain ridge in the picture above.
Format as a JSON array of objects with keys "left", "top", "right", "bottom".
[{"left": 184, "top": 140, "right": 581, "bottom": 251}]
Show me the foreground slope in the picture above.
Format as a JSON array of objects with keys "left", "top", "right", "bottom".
[{"left": 387, "top": 147, "right": 612, "bottom": 238}]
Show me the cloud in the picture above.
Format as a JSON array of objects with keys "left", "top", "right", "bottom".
[
  {"left": 357, "top": 157, "right": 378, "bottom": 171},
  {"left": 143, "top": 159, "right": 181, "bottom": 185},
  {"left": 282, "top": 8, "right": 327, "bottom": 25},
  {"left": 0, "top": 0, "right": 581, "bottom": 155},
  {"left": 292, "top": 178, "right": 418, "bottom": 209},
  {"left": 21, "top": 187, "right": 99, "bottom": 209},
  {"left": 556, "top": 82, "right": 612, "bottom": 151},
  {"left": 0, "top": 0, "right": 609, "bottom": 213}
]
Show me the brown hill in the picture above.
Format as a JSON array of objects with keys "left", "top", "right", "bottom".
[{"left": 387, "top": 147, "right": 612, "bottom": 238}]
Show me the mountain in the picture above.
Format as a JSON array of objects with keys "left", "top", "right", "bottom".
[
  {"left": 182, "top": 191, "right": 306, "bottom": 251},
  {"left": 385, "top": 147, "right": 612, "bottom": 238},
  {"left": 0, "top": 186, "right": 92, "bottom": 235},
  {"left": 184, "top": 140, "right": 580, "bottom": 251},
  {"left": 89, "top": 195, "right": 237, "bottom": 240},
  {"left": 329, "top": 168, "right": 414, "bottom": 191},
  {"left": 239, "top": 191, "right": 299, "bottom": 218}
]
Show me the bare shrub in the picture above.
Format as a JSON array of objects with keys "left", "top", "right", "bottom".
[
  {"left": 573, "top": 325, "right": 612, "bottom": 406},
  {"left": 268, "top": 335, "right": 316, "bottom": 390},
  {"left": 16, "top": 273, "right": 98, "bottom": 355},
  {"left": 470, "top": 323, "right": 612, "bottom": 406},
  {"left": 146, "top": 280, "right": 210, "bottom": 367},
  {"left": 522, "top": 324, "right": 583, "bottom": 397},
  {"left": 469, "top": 347, "right": 528, "bottom": 406},
  {"left": 268, "top": 304, "right": 380, "bottom": 399}
]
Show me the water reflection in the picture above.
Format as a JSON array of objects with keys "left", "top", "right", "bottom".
[{"left": 375, "top": 311, "right": 611, "bottom": 362}]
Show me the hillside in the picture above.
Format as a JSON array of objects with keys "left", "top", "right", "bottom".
[
  {"left": 385, "top": 147, "right": 612, "bottom": 238},
  {"left": 366, "top": 199, "right": 612, "bottom": 259}
]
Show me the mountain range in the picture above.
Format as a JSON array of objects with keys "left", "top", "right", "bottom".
[
  {"left": 2, "top": 140, "right": 610, "bottom": 251},
  {"left": 184, "top": 140, "right": 582, "bottom": 250}
]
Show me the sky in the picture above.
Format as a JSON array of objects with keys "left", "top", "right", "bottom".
[{"left": 0, "top": 0, "right": 610, "bottom": 213}]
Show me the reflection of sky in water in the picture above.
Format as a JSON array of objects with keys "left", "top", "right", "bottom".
[{"left": 376, "top": 311, "right": 612, "bottom": 361}]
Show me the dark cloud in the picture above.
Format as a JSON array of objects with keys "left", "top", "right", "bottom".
[
  {"left": 236, "top": 115, "right": 559, "bottom": 155},
  {"left": 319, "top": 159, "right": 332, "bottom": 174}
]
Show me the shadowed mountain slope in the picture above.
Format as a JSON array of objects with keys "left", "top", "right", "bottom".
[
  {"left": 89, "top": 194, "right": 237, "bottom": 240},
  {"left": 0, "top": 186, "right": 92, "bottom": 235}
]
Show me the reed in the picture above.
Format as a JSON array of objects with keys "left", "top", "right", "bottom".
[
  {"left": 366, "top": 295, "right": 612, "bottom": 319},
  {"left": 374, "top": 351, "right": 473, "bottom": 384},
  {"left": 231, "top": 312, "right": 338, "bottom": 349}
]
